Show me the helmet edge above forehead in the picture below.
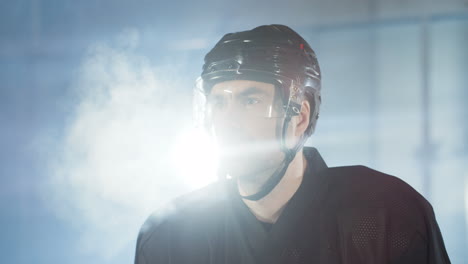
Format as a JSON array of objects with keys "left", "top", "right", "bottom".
[{"left": 201, "top": 24, "right": 321, "bottom": 92}]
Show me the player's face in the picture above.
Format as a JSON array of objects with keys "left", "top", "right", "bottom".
[{"left": 207, "top": 80, "right": 286, "bottom": 178}]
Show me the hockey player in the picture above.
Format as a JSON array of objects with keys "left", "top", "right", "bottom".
[{"left": 135, "top": 24, "right": 451, "bottom": 264}]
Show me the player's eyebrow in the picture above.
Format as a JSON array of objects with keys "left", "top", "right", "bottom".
[
  {"left": 238, "top": 86, "right": 269, "bottom": 97},
  {"left": 209, "top": 86, "right": 270, "bottom": 99}
]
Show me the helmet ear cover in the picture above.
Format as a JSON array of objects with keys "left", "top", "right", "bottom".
[{"left": 303, "top": 87, "right": 321, "bottom": 137}]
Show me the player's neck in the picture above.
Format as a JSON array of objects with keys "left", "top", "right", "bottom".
[{"left": 237, "top": 150, "right": 307, "bottom": 224}]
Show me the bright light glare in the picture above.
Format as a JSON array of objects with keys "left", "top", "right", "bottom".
[
  {"left": 41, "top": 28, "right": 212, "bottom": 261},
  {"left": 170, "top": 128, "right": 219, "bottom": 189}
]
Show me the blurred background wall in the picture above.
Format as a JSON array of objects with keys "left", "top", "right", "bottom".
[{"left": 1, "top": 0, "right": 467, "bottom": 263}]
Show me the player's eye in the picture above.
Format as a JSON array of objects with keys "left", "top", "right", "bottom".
[{"left": 242, "top": 97, "right": 261, "bottom": 106}]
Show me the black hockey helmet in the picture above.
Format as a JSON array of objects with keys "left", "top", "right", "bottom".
[{"left": 196, "top": 24, "right": 322, "bottom": 136}]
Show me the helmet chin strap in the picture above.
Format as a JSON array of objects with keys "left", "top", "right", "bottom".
[{"left": 240, "top": 115, "right": 304, "bottom": 201}]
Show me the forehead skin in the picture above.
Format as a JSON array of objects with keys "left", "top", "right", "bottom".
[{"left": 211, "top": 80, "right": 275, "bottom": 97}]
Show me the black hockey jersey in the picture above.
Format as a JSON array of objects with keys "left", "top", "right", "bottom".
[{"left": 135, "top": 147, "right": 451, "bottom": 264}]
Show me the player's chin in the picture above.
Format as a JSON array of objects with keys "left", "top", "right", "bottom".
[{"left": 219, "top": 158, "right": 274, "bottom": 179}]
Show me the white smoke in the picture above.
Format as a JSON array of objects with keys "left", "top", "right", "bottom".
[{"left": 41, "top": 29, "right": 216, "bottom": 261}]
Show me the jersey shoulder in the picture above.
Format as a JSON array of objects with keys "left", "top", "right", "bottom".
[
  {"left": 320, "top": 166, "right": 450, "bottom": 263},
  {"left": 323, "top": 165, "right": 434, "bottom": 220},
  {"left": 135, "top": 180, "right": 231, "bottom": 260},
  {"left": 325, "top": 165, "right": 429, "bottom": 203}
]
